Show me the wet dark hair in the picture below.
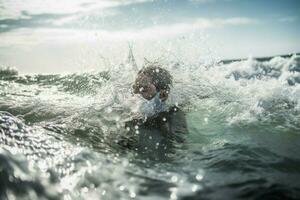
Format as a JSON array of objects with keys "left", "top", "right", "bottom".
[{"left": 136, "top": 64, "right": 173, "bottom": 92}]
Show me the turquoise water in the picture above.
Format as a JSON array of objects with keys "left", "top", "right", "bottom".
[{"left": 1, "top": 54, "right": 300, "bottom": 199}]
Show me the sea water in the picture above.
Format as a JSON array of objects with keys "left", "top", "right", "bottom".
[{"left": 1, "top": 54, "right": 300, "bottom": 199}]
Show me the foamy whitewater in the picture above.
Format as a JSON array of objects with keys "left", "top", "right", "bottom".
[{"left": 1, "top": 54, "right": 300, "bottom": 199}]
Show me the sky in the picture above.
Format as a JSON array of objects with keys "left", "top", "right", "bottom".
[{"left": 0, "top": 0, "right": 299, "bottom": 74}]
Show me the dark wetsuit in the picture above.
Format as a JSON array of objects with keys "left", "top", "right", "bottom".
[{"left": 120, "top": 106, "right": 188, "bottom": 160}]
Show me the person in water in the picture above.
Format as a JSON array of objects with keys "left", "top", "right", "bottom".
[
  {"left": 121, "top": 64, "right": 187, "bottom": 160},
  {"left": 132, "top": 64, "right": 172, "bottom": 118}
]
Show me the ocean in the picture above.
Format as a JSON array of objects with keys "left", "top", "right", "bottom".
[{"left": 1, "top": 53, "right": 300, "bottom": 199}]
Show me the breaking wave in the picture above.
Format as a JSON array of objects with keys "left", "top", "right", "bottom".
[{"left": 1, "top": 53, "right": 300, "bottom": 199}]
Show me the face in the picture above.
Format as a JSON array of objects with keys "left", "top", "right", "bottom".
[{"left": 133, "top": 75, "right": 157, "bottom": 100}]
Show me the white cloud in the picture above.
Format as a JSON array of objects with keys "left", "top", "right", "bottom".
[
  {"left": 50, "top": 9, "right": 119, "bottom": 26},
  {"left": 278, "top": 16, "right": 297, "bottom": 23},
  {"left": 189, "top": 0, "right": 233, "bottom": 3},
  {"left": 189, "top": 0, "right": 216, "bottom": 3},
  {"left": 219, "top": 18, "right": 257, "bottom": 25},
  {"left": 116, "top": 17, "right": 255, "bottom": 40},
  {"left": 0, "top": 24, "right": 9, "bottom": 28},
  {"left": 0, "top": 0, "right": 154, "bottom": 20},
  {"left": 0, "top": 17, "right": 257, "bottom": 48}
]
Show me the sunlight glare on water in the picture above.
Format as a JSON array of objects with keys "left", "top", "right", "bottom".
[{"left": 1, "top": 0, "right": 300, "bottom": 200}]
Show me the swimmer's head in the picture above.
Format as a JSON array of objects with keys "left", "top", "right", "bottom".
[{"left": 132, "top": 64, "right": 173, "bottom": 101}]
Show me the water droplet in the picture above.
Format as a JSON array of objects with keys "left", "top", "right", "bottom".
[
  {"left": 170, "top": 192, "right": 177, "bottom": 200},
  {"left": 119, "top": 185, "right": 125, "bottom": 191},
  {"left": 192, "top": 185, "right": 198, "bottom": 192},
  {"left": 129, "top": 191, "right": 136, "bottom": 198},
  {"left": 196, "top": 174, "right": 203, "bottom": 181},
  {"left": 106, "top": 107, "right": 112, "bottom": 113},
  {"left": 81, "top": 187, "right": 88, "bottom": 193},
  {"left": 171, "top": 176, "right": 178, "bottom": 182}
]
